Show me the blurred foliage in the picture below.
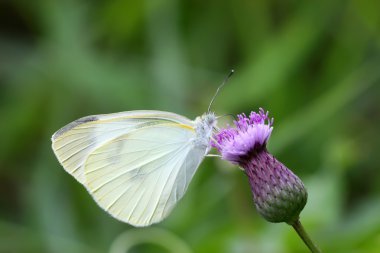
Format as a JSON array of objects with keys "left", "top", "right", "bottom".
[{"left": 1, "top": 0, "right": 380, "bottom": 252}]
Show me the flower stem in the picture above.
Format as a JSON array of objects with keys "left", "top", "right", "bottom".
[{"left": 291, "top": 219, "right": 322, "bottom": 253}]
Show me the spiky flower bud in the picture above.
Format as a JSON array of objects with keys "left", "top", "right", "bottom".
[{"left": 212, "top": 109, "right": 307, "bottom": 224}]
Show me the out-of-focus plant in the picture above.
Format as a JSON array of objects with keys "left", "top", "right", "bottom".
[{"left": 1, "top": 0, "right": 380, "bottom": 252}]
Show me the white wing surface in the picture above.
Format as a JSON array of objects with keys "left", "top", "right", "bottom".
[
  {"left": 51, "top": 111, "right": 194, "bottom": 183},
  {"left": 83, "top": 123, "right": 206, "bottom": 226}
]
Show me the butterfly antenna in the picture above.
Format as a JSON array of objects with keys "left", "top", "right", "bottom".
[{"left": 207, "top": 69, "right": 235, "bottom": 112}]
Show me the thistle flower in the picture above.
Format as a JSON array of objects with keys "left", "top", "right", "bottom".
[{"left": 212, "top": 108, "right": 307, "bottom": 224}]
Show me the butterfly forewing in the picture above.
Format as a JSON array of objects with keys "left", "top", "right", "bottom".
[{"left": 51, "top": 110, "right": 195, "bottom": 184}]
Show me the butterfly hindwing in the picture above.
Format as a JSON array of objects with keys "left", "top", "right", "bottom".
[{"left": 83, "top": 123, "right": 206, "bottom": 226}]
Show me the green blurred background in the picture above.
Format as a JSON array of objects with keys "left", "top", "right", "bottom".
[{"left": 1, "top": 0, "right": 380, "bottom": 252}]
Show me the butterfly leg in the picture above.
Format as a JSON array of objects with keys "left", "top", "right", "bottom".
[{"left": 205, "top": 154, "right": 222, "bottom": 158}]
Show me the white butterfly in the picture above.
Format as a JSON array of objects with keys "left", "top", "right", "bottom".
[
  {"left": 51, "top": 110, "right": 217, "bottom": 227},
  {"left": 51, "top": 70, "right": 235, "bottom": 227}
]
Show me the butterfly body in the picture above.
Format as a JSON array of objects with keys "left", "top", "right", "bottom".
[
  {"left": 52, "top": 110, "right": 217, "bottom": 226},
  {"left": 193, "top": 112, "right": 217, "bottom": 150}
]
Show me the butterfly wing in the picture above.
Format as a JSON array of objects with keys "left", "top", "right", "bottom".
[
  {"left": 83, "top": 123, "right": 206, "bottom": 226},
  {"left": 51, "top": 110, "right": 194, "bottom": 184}
]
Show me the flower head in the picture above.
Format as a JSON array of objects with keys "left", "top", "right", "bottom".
[
  {"left": 212, "top": 108, "right": 273, "bottom": 164},
  {"left": 213, "top": 109, "right": 307, "bottom": 224}
]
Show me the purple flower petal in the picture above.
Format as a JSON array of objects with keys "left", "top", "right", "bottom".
[{"left": 212, "top": 109, "right": 273, "bottom": 163}]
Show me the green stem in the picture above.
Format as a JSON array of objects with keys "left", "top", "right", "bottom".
[{"left": 291, "top": 219, "right": 322, "bottom": 253}]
